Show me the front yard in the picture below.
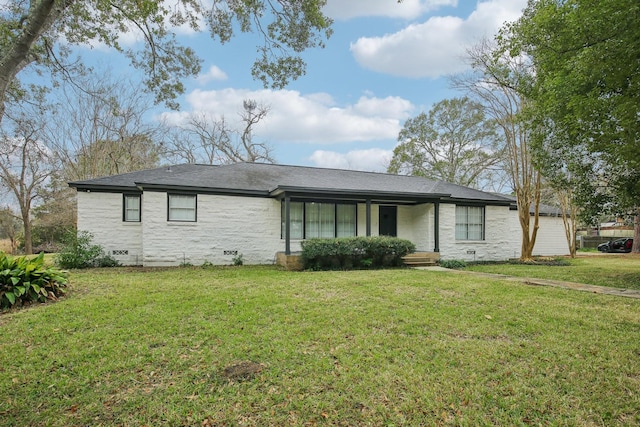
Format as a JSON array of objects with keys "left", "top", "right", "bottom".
[
  {"left": 464, "top": 253, "right": 640, "bottom": 290},
  {"left": 1, "top": 263, "right": 640, "bottom": 425}
]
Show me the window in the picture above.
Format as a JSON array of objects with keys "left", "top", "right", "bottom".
[
  {"left": 123, "top": 195, "right": 141, "bottom": 222},
  {"left": 286, "top": 202, "right": 304, "bottom": 239},
  {"left": 336, "top": 204, "right": 357, "bottom": 237},
  {"left": 305, "top": 203, "right": 335, "bottom": 238},
  {"left": 281, "top": 201, "right": 357, "bottom": 239},
  {"left": 455, "top": 206, "right": 484, "bottom": 240},
  {"left": 168, "top": 194, "right": 197, "bottom": 222}
]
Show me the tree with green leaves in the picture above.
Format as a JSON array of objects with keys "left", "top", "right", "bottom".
[
  {"left": 0, "top": 0, "right": 333, "bottom": 121},
  {"left": 502, "top": 0, "right": 640, "bottom": 252},
  {"left": 388, "top": 97, "right": 505, "bottom": 190}
]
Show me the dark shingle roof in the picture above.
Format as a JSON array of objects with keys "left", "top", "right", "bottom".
[
  {"left": 69, "top": 163, "right": 512, "bottom": 205},
  {"left": 492, "top": 193, "right": 564, "bottom": 217}
]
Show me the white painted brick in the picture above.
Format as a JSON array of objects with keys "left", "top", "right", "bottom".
[
  {"left": 76, "top": 192, "right": 143, "bottom": 265},
  {"left": 77, "top": 190, "right": 568, "bottom": 266}
]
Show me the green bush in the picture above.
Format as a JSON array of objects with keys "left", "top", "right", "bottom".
[
  {"left": 55, "top": 231, "right": 120, "bottom": 269},
  {"left": 301, "top": 236, "right": 416, "bottom": 270},
  {"left": 439, "top": 259, "right": 468, "bottom": 269},
  {"left": 0, "top": 252, "right": 68, "bottom": 310}
]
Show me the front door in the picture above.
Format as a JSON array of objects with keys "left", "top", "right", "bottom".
[{"left": 379, "top": 205, "right": 397, "bottom": 237}]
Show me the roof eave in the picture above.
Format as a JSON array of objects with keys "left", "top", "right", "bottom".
[
  {"left": 136, "top": 183, "right": 270, "bottom": 198},
  {"left": 68, "top": 182, "right": 140, "bottom": 193},
  {"left": 271, "top": 186, "right": 452, "bottom": 203}
]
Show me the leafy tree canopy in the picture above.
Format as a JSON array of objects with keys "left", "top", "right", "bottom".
[
  {"left": 388, "top": 97, "right": 505, "bottom": 190},
  {"left": 0, "top": 0, "right": 333, "bottom": 118},
  {"left": 502, "top": 0, "right": 640, "bottom": 220}
]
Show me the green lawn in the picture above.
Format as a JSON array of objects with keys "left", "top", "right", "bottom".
[
  {"left": 465, "top": 254, "right": 640, "bottom": 290},
  {"left": 2, "top": 265, "right": 640, "bottom": 426}
]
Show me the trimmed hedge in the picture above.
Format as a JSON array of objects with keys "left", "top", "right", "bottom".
[
  {"left": 301, "top": 236, "right": 416, "bottom": 270},
  {"left": 0, "top": 252, "right": 68, "bottom": 310}
]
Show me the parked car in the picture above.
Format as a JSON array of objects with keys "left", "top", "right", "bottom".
[{"left": 597, "top": 238, "right": 634, "bottom": 253}]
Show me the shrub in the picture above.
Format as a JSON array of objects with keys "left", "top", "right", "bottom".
[
  {"left": 232, "top": 253, "right": 244, "bottom": 266},
  {"left": 55, "top": 231, "right": 120, "bottom": 269},
  {"left": 0, "top": 252, "right": 68, "bottom": 310},
  {"left": 301, "top": 236, "right": 416, "bottom": 270},
  {"left": 439, "top": 259, "right": 468, "bottom": 269}
]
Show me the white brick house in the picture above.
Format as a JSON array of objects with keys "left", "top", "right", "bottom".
[{"left": 69, "top": 163, "right": 568, "bottom": 266}]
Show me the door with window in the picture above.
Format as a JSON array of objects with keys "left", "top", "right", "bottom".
[{"left": 379, "top": 205, "right": 397, "bottom": 237}]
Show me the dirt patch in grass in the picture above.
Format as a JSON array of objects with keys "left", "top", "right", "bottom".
[{"left": 222, "top": 361, "right": 264, "bottom": 381}]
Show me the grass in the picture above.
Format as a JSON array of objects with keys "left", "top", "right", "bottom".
[
  {"left": 465, "top": 254, "right": 640, "bottom": 290},
  {"left": 1, "top": 265, "right": 640, "bottom": 426}
]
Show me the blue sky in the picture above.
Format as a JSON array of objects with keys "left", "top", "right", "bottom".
[{"left": 80, "top": 0, "right": 528, "bottom": 172}]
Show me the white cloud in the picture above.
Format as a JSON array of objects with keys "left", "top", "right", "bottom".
[
  {"left": 350, "top": 0, "right": 527, "bottom": 78},
  {"left": 324, "top": 0, "right": 457, "bottom": 20},
  {"left": 159, "top": 88, "right": 414, "bottom": 144},
  {"left": 196, "top": 65, "right": 228, "bottom": 84},
  {"left": 309, "top": 148, "right": 393, "bottom": 172}
]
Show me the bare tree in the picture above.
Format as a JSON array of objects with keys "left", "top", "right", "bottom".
[
  {"left": 0, "top": 207, "right": 21, "bottom": 254},
  {"left": 48, "top": 77, "right": 162, "bottom": 181},
  {"left": 452, "top": 39, "right": 542, "bottom": 261},
  {"left": 0, "top": 99, "right": 55, "bottom": 254},
  {"left": 162, "top": 99, "right": 274, "bottom": 165}
]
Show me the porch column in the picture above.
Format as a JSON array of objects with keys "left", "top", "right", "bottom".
[
  {"left": 434, "top": 202, "right": 440, "bottom": 252},
  {"left": 285, "top": 195, "right": 291, "bottom": 255},
  {"left": 366, "top": 199, "right": 372, "bottom": 236}
]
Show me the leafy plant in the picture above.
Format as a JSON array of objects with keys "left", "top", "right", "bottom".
[
  {"left": 0, "top": 252, "right": 68, "bottom": 309},
  {"left": 232, "top": 253, "right": 244, "bottom": 266},
  {"left": 439, "top": 259, "right": 468, "bottom": 269},
  {"left": 55, "top": 231, "right": 120, "bottom": 269},
  {"left": 301, "top": 236, "right": 416, "bottom": 270}
]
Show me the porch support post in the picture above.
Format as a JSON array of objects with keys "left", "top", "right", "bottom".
[
  {"left": 434, "top": 201, "right": 440, "bottom": 252},
  {"left": 285, "top": 195, "right": 291, "bottom": 255},
  {"left": 366, "top": 199, "right": 372, "bottom": 236}
]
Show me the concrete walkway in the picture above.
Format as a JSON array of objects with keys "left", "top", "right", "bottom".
[{"left": 414, "top": 266, "right": 640, "bottom": 299}]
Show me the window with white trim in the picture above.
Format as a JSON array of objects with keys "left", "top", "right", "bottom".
[
  {"left": 123, "top": 195, "right": 141, "bottom": 222},
  {"left": 455, "top": 205, "right": 484, "bottom": 240},
  {"left": 168, "top": 194, "right": 197, "bottom": 222}
]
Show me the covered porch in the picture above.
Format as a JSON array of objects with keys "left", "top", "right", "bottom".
[{"left": 272, "top": 186, "right": 448, "bottom": 256}]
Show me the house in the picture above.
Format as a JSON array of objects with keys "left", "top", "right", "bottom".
[{"left": 68, "top": 162, "right": 568, "bottom": 266}]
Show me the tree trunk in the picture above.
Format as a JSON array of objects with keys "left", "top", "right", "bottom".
[
  {"left": 0, "top": 0, "right": 73, "bottom": 122},
  {"left": 633, "top": 209, "right": 640, "bottom": 254},
  {"left": 22, "top": 209, "right": 32, "bottom": 255},
  {"left": 558, "top": 189, "right": 577, "bottom": 258},
  {"left": 518, "top": 172, "right": 541, "bottom": 262}
]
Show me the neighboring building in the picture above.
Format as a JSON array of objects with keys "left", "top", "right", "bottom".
[{"left": 69, "top": 163, "right": 568, "bottom": 266}]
